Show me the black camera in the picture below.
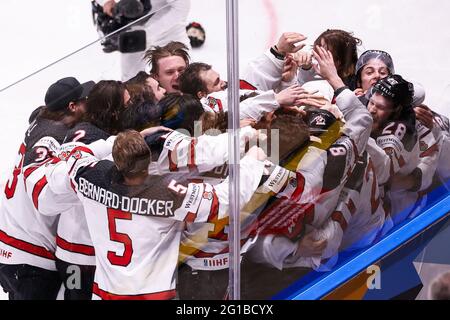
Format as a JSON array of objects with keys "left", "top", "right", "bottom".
[{"left": 91, "top": 0, "right": 152, "bottom": 53}]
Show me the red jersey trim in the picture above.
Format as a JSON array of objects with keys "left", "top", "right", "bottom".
[
  {"left": 92, "top": 283, "right": 176, "bottom": 300},
  {"left": 56, "top": 235, "right": 95, "bottom": 256},
  {"left": 0, "top": 229, "right": 55, "bottom": 260}
]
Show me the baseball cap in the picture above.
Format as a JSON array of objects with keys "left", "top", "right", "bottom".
[
  {"left": 304, "top": 106, "right": 338, "bottom": 136},
  {"left": 45, "top": 77, "right": 95, "bottom": 112}
]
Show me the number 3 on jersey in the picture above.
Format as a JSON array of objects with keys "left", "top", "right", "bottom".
[
  {"left": 107, "top": 208, "right": 133, "bottom": 267},
  {"left": 4, "top": 143, "right": 26, "bottom": 199}
]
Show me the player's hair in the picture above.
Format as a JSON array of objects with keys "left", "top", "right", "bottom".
[
  {"left": 38, "top": 105, "right": 73, "bottom": 122},
  {"left": 429, "top": 272, "right": 450, "bottom": 300},
  {"left": 269, "top": 111, "right": 310, "bottom": 162},
  {"left": 314, "top": 29, "right": 362, "bottom": 86},
  {"left": 120, "top": 100, "right": 161, "bottom": 132},
  {"left": 179, "top": 62, "right": 212, "bottom": 98},
  {"left": 113, "top": 130, "right": 151, "bottom": 178},
  {"left": 199, "top": 111, "right": 228, "bottom": 134},
  {"left": 158, "top": 93, "right": 205, "bottom": 136},
  {"left": 83, "top": 80, "right": 128, "bottom": 135},
  {"left": 144, "top": 41, "right": 190, "bottom": 76},
  {"left": 126, "top": 82, "right": 156, "bottom": 104},
  {"left": 126, "top": 71, "right": 151, "bottom": 86}
]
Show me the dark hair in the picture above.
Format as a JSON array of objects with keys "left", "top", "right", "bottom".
[
  {"left": 126, "top": 83, "right": 156, "bottom": 104},
  {"left": 199, "top": 111, "right": 228, "bottom": 134},
  {"left": 113, "top": 130, "right": 151, "bottom": 179},
  {"left": 126, "top": 71, "right": 151, "bottom": 86},
  {"left": 120, "top": 100, "right": 162, "bottom": 131},
  {"left": 355, "top": 50, "right": 395, "bottom": 88},
  {"left": 314, "top": 29, "right": 362, "bottom": 85},
  {"left": 37, "top": 106, "right": 70, "bottom": 122},
  {"left": 158, "top": 93, "right": 205, "bottom": 136},
  {"left": 179, "top": 62, "right": 212, "bottom": 98},
  {"left": 144, "top": 41, "right": 190, "bottom": 76},
  {"left": 269, "top": 112, "right": 310, "bottom": 162},
  {"left": 83, "top": 80, "right": 127, "bottom": 135}
]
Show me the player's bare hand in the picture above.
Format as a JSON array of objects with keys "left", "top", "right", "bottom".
[
  {"left": 312, "top": 46, "right": 338, "bottom": 80},
  {"left": 295, "top": 231, "right": 327, "bottom": 258},
  {"left": 414, "top": 104, "right": 434, "bottom": 129},
  {"left": 240, "top": 118, "right": 257, "bottom": 128},
  {"left": 275, "top": 85, "right": 308, "bottom": 107},
  {"left": 282, "top": 106, "right": 307, "bottom": 118},
  {"left": 294, "top": 91, "right": 327, "bottom": 109},
  {"left": 354, "top": 88, "right": 366, "bottom": 97},
  {"left": 276, "top": 32, "right": 307, "bottom": 55},
  {"left": 246, "top": 145, "right": 267, "bottom": 161},
  {"left": 140, "top": 126, "right": 172, "bottom": 137},
  {"left": 282, "top": 54, "right": 299, "bottom": 83},
  {"left": 293, "top": 51, "right": 313, "bottom": 70}
]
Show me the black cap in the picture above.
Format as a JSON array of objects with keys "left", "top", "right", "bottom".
[
  {"left": 45, "top": 77, "right": 95, "bottom": 112},
  {"left": 372, "top": 74, "right": 414, "bottom": 108},
  {"left": 304, "top": 107, "right": 338, "bottom": 136}
]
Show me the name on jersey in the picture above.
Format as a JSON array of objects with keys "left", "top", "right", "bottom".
[
  {"left": 376, "top": 136, "right": 402, "bottom": 154},
  {"left": 164, "top": 131, "right": 188, "bottom": 151},
  {"left": 78, "top": 177, "right": 174, "bottom": 217},
  {"left": 263, "top": 165, "right": 288, "bottom": 194}
]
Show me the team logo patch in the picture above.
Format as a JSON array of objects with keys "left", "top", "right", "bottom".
[
  {"left": 72, "top": 150, "right": 82, "bottom": 160},
  {"left": 420, "top": 141, "right": 428, "bottom": 152},
  {"left": 312, "top": 115, "right": 326, "bottom": 126},
  {"left": 203, "top": 191, "right": 213, "bottom": 200},
  {"left": 208, "top": 97, "right": 218, "bottom": 108}
]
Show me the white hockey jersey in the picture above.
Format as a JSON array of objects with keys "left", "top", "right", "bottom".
[
  {"left": 62, "top": 143, "right": 264, "bottom": 299},
  {"left": 200, "top": 88, "right": 280, "bottom": 121},
  {"left": 0, "top": 117, "right": 69, "bottom": 271},
  {"left": 432, "top": 112, "right": 450, "bottom": 184},
  {"left": 190, "top": 88, "right": 373, "bottom": 271},
  {"left": 388, "top": 121, "right": 441, "bottom": 224}
]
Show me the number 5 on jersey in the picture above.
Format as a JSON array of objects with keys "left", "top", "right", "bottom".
[{"left": 107, "top": 208, "right": 133, "bottom": 267}]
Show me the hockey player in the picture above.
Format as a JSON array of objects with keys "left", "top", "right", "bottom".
[
  {"left": 178, "top": 45, "right": 372, "bottom": 299},
  {"left": 353, "top": 50, "right": 441, "bottom": 225},
  {"left": 354, "top": 49, "right": 426, "bottom": 107},
  {"left": 178, "top": 62, "right": 326, "bottom": 121},
  {"left": 58, "top": 130, "right": 266, "bottom": 299},
  {"left": 0, "top": 77, "right": 94, "bottom": 300},
  {"left": 294, "top": 29, "right": 362, "bottom": 88},
  {"left": 144, "top": 41, "right": 191, "bottom": 93},
  {"left": 364, "top": 75, "right": 423, "bottom": 227},
  {"left": 53, "top": 80, "right": 130, "bottom": 300}
]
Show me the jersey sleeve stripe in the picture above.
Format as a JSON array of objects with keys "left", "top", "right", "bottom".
[
  {"left": 32, "top": 176, "right": 48, "bottom": 210},
  {"left": 290, "top": 172, "right": 306, "bottom": 201},
  {"left": 331, "top": 211, "right": 348, "bottom": 231},
  {"left": 188, "top": 138, "right": 197, "bottom": 170},
  {"left": 239, "top": 79, "right": 257, "bottom": 91}
]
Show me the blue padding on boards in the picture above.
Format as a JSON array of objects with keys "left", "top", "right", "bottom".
[{"left": 278, "top": 193, "right": 450, "bottom": 300}]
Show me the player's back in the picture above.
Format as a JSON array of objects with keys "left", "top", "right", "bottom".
[
  {"left": 75, "top": 160, "right": 187, "bottom": 299},
  {"left": 0, "top": 115, "right": 69, "bottom": 270}
]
